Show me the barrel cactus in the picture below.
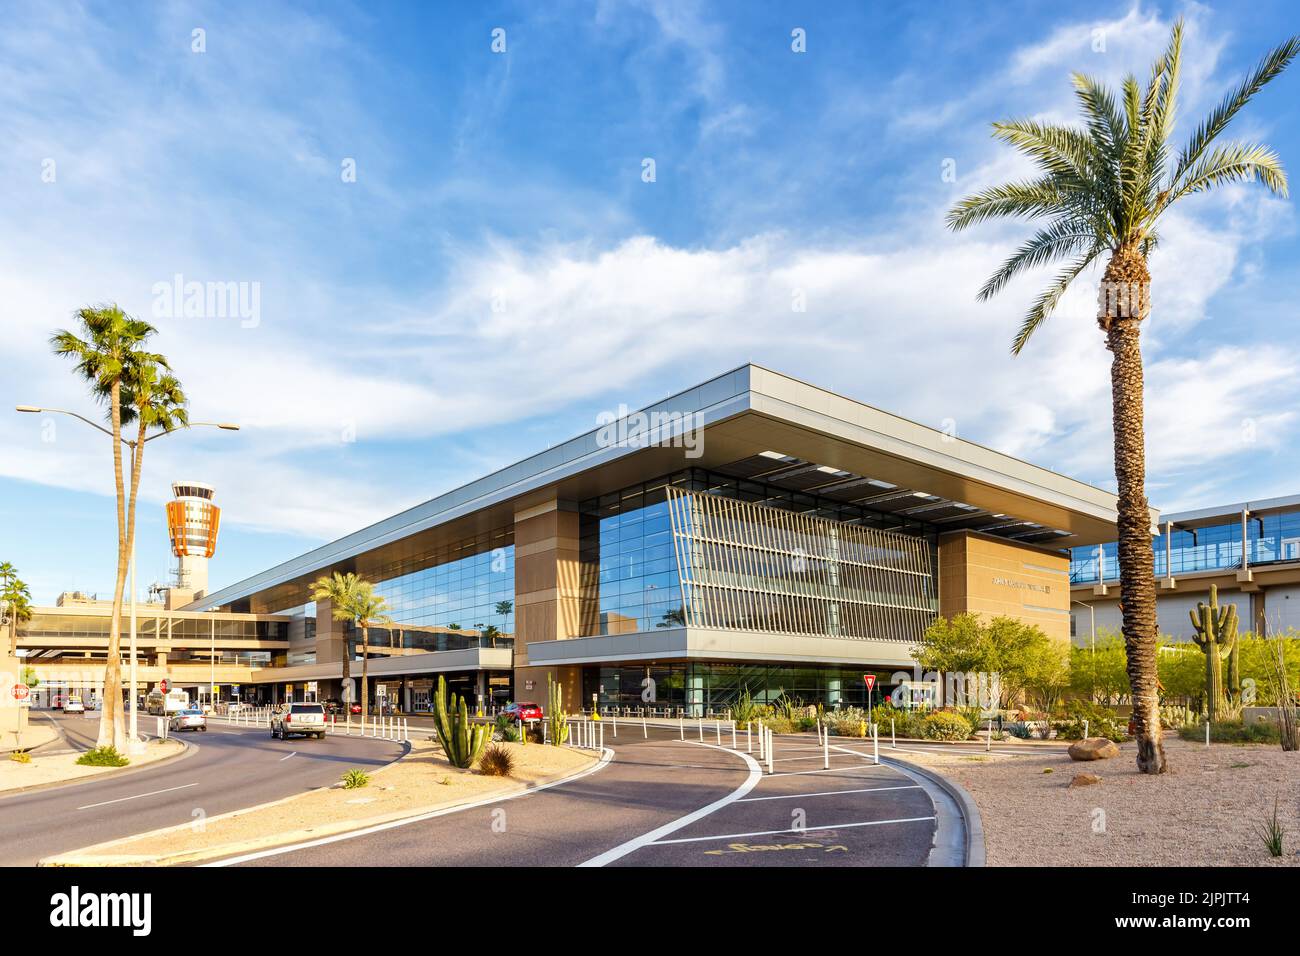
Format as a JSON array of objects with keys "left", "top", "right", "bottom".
[
  {"left": 547, "top": 675, "right": 569, "bottom": 746},
  {"left": 1189, "top": 584, "right": 1239, "bottom": 721},
  {"left": 432, "top": 675, "right": 490, "bottom": 769}
]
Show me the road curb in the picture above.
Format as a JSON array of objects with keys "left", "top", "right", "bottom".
[
  {"left": 40, "top": 746, "right": 610, "bottom": 867},
  {"left": 0, "top": 738, "right": 194, "bottom": 801},
  {"left": 880, "top": 754, "right": 986, "bottom": 868}
]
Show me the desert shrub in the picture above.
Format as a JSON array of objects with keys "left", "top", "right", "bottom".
[
  {"left": 823, "top": 708, "right": 868, "bottom": 737},
  {"left": 760, "top": 716, "right": 800, "bottom": 735},
  {"left": 728, "top": 687, "right": 759, "bottom": 724},
  {"left": 341, "top": 769, "right": 370, "bottom": 789},
  {"left": 921, "top": 711, "right": 974, "bottom": 741},
  {"left": 795, "top": 715, "right": 819, "bottom": 732},
  {"left": 1008, "top": 723, "right": 1033, "bottom": 739},
  {"left": 1177, "top": 721, "right": 1281, "bottom": 744},
  {"left": 1053, "top": 701, "right": 1126, "bottom": 741},
  {"left": 478, "top": 742, "right": 515, "bottom": 777},
  {"left": 76, "top": 746, "right": 129, "bottom": 767}
]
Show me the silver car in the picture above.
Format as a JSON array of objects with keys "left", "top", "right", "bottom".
[
  {"left": 271, "top": 702, "right": 327, "bottom": 740},
  {"left": 169, "top": 707, "right": 208, "bottom": 732}
]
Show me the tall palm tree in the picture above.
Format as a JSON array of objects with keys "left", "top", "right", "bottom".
[
  {"left": 51, "top": 305, "right": 161, "bottom": 750},
  {"left": 349, "top": 582, "right": 393, "bottom": 722},
  {"left": 311, "top": 571, "right": 362, "bottom": 702},
  {"left": 1, "top": 567, "right": 33, "bottom": 655},
  {"left": 948, "top": 22, "right": 1298, "bottom": 774}
]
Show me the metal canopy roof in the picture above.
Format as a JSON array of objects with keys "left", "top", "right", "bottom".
[{"left": 712, "top": 451, "right": 1072, "bottom": 544}]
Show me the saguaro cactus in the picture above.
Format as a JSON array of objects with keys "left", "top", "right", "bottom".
[
  {"left": 547, "top": 675, "right": 569, "bottom": 746},
  {"left": 1189, "top": 584, "right": 1239, "bottom": 722},
  {"left": 432, "top": 674, "right": 490, "bottom": 768}
]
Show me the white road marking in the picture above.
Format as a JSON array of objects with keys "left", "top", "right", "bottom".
[
  {"left": 578, "top": 741, "right": 762, "bottom": 867},
  {"left": 738, "top": 784, "right": 922, "bottom": 802},
  {"left": 647, "top": 815, "right": 938, "bottom": 845},
  {"left": 279, "top": 752, "right": 297, "bottom": 762},
  {"left": 77, "top": 782, "right": 198, "bottom": 810},
  {"left": 203, "top": 747, "right": 616, "bottom": 867},
  {"left": 768, "top": 763, "right": 892, "bottom": 778}
]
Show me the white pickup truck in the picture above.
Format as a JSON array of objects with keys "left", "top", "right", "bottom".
[{"left": 271, "top": 702, "right": 327, "bottom": 740}]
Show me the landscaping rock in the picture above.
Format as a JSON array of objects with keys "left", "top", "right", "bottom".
[
  {"left": 1069, "top": 773, "right": 1102, "bottom": 788},
  {"left": 1068, "top": 737, "right": 1120, "bottom": 761}
]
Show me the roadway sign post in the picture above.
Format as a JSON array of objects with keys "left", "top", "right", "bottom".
[{"left": 863, "top": 674, "right": 876, "bottom": 712}]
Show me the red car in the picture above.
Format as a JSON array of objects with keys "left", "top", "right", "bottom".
[{"left": 503, "top": 702, "right": 543, "bottom": 722}]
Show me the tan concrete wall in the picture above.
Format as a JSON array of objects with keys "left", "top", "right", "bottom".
[
  {"left": 939, "top": 530, "right": 1071, "bottom": 641},
  {"left": 512, "top": 497, "right": 594, "bottom": 706}
]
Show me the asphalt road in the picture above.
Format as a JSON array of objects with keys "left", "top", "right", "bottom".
[
  {"left": 217, "top": 725, "right": 939, "bottom": 868},
  {"left": 0, "top": 710, "right": 405, "bottom": 867}
]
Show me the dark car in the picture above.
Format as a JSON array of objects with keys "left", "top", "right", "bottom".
[{"left": 502, "top": 701, "right": 543, "bottom": 722}]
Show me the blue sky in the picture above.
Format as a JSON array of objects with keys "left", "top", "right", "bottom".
[{"left": 3, "top": 0, "right": 1300, "bottom": 604}]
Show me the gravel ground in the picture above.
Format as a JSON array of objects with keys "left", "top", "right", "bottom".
[
  {"left": 899, "top": 738, "right": 1299, "bottom": 867},
  {"left": 65, "top": 738, "right": 597, "bottom": 861},
  {"left": 0, "top": 738, "right": 183, "bottom": 793}
]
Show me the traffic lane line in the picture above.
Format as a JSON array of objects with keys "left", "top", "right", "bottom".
[
  {"left": 230, "top": 736, "right": 753, "bottom": 868},
  {"left": 647, "top": 816, "right": 939, "bottom": 845},
  {"left": 76, "top": 782, "right": 199, "bottom": 810},
  {"left": 737, "top": 784, "right": 923, "bottom": 802},
  {"left": 578, "top": 741, "right": 762, "bottom": 867}
]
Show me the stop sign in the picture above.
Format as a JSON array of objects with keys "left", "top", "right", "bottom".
[
  {"left": 160, "top": 679, "right": 169, "bottom": 693},
  {"left": 12, "top": 685, "right": 30, "bottom": 700}
]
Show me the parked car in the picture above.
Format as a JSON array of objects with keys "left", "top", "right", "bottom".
[
  {"left": 502, "top": 701, "right": 543, "bottom": 722},
  {"left": 271, "top": 702, "right": 327, "bottom": 740},
  {"left": 62, "top": 695, "right": 85, "bottom": 714},
  {"left": 169, "top": 707, "right": 208, "bottom": 732}
]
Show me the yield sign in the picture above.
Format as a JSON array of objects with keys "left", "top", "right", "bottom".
[{"left": 863, "top": 674, "right": 877, "bottom": 691}]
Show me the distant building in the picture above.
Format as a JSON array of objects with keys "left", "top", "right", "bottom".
[{"left": 1070, "top": 494, "right": 1300, "bottom": 644}]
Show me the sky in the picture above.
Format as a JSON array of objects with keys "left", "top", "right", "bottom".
[{"left": 2, "top": 0, "right": 1299, "bottom": 604}]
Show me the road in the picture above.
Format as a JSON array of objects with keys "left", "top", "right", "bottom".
[
  {"left": 0, "top": 710, "right": 405, "bottom": 867},
  {"left": 215, "top": 725, "right": 941, "bottom": 868}
]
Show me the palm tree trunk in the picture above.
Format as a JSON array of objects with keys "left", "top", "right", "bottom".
[
  {"left": 99, "top": 379, "right": 128, "bottom": 751},
  {"left": 1106, "top": 308, "right": 1166, "bottom": 775},
  {"left": 360, "top": 623, "right": 369, "bottom": 722}
]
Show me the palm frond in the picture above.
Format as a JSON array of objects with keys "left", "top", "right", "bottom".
[
  {"left": 1010, "top": 250, "right": 1103, "bottom": 355},
  {"left": 1172, "top": 141, "right": 1289, "bottom": 200},
  {"left": 978, "top": 219, "right": 1094, "bottom": 300},
  {"left": 945, "top": 177, "right": 1066, "bottom": 230},
  {"left": 1170, "top": 34, "right": 1300, "bottom": 190}
]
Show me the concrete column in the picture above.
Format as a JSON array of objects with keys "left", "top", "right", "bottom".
[{"left": 511, "top": 495, "right": 594, "bottom": 710}]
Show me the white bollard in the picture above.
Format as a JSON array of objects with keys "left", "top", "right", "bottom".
[
  {"left": 715, "top": 720, "right": 721, "bottom": 745},
  {"left": 747, "top": 721, "right": 752, "bottom": 754},
  {"left": 1084, "top": 720, "right": 1089, "bottom": 740},
  {"left": 679, "top": 716, "right": 684, "bottom": 741},
  {"left": 823, "top": 722, "right": 830, "bottom": 769},
  {"left": 599, "top": 721, "right": 604, "bottom": 751},
  {"left": 697, "top": 719, "right": 703, "bottom": 742},
  {"left": 642, "top": 715, "right": 648, "bottom": 738},
  {"left": 766, "top": 727, "right": 774, "bottom": 774},
  {"left": 873, "top": 723, "right": 880, "bottom": 765},
  {"left": 1205, "top": 719, "right": 1211, "bottom": 748},
  {"left": 731, "top": 721, "right": 737, "bottom": 750},
  {"left": 612, "top": 713, "right": 618, "bottom": 738},
  {"left": 346, "top": 713, "right": 352, "bottom": 736},
  {"left": 987, "top": 719, "right": 992, "bottom": 752},
  {"left": 891, "top": 717, "right": 896, "bottom": 749}
]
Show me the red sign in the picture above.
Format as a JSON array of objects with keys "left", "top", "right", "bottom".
[
  {"left": 159, "top": 679, "right": 169, "bottom": 693},
  {"left": 11, "top": 685, "right": 29, "bottom": 700},
  {"left": 863, "top": 675, "right": 877, "bottom": 691}
]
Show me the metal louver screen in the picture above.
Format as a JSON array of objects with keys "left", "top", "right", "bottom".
[{"left": 665, "top": 486, "right": 936, "bottom": 642}]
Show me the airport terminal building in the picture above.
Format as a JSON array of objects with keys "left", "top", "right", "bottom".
[{"left": 168, "top": 365, "right": 1125, "bottom": 714}]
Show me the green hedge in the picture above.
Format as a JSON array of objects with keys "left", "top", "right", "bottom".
[{"left": 1177, "top": 721, "right": 1281, "bottom": 744}]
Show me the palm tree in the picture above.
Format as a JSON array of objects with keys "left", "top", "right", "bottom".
[
  {"left": 349, "top": 582, "right": 393, "bottom": 722},
  {"left": 311, "top": 571, "right": 363, "bottom": 702},
  {"left": 948, "top": 22, "right": 1298, "bottom": 774},
  {"left": 1, "top": 566, "right": 33, "bottom": 655},
  {"left": 51, "top": 305, "right": 161, "bottom": 750}
]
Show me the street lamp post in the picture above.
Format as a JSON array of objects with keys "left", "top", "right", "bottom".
[{"left": 15, "top": 405, "right": 238, "bottom": 751}]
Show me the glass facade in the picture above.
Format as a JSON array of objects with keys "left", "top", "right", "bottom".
[
  {"left": 581, "top": 469, "right": 939, "bottom": 640},
  {"left": 583, "top": 662, "right": 896, "bottom": 713},
  {"left": 361, "top": 527, "right": 516, "bottom": 654},
  {"left": 1070, "top": 507, "right": 1300, "bottom": 583}
]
